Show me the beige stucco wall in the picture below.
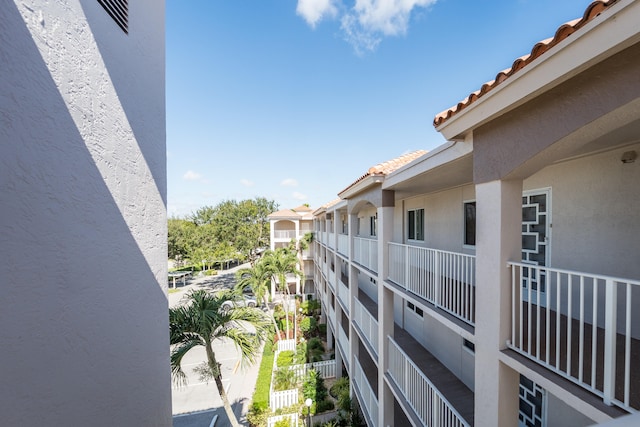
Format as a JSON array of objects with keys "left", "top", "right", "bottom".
[
  {"left": 402, "top": 305, "right": 475, "bottom": 389},
  {"left": 524, "top": 143, "right": 640, "bottom": 280},
  {"left": 392, "top": 184, "right": 476, "bottom": 254}
]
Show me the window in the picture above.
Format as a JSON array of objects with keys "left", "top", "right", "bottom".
[
  {"left": 356, "top": 217, "right": 361, "bottom": 235},
  {"left": 464, "top": 201, "right": 476, "bottom": 246},
  {"left": 370, "top": 214, "right": 377, "bottom": 237},
  {"left": 407, "top": 209, "right": 424, "bottom": 240}
]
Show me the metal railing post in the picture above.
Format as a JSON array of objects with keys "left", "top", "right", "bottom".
[{"left": 603, "top": 279, "right": 617, "bottom": 406}]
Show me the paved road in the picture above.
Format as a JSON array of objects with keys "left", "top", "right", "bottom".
[{"left": 170, "top": 264, "right": 263, "bottom": 427}]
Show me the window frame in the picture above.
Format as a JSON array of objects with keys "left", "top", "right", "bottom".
[
  {"left": 407, "top": 208, "right": 425, "bottom": 241},
  {"left": 463, "top": 200, "right": 476, "bottom": 248}
]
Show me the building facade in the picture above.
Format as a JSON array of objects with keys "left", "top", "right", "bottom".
[
  {"left": 313, "top": 1, "right": 640, "bottom": 426},
  {"left": 1, "top": 1, "right": 170, "bottom": 425}
]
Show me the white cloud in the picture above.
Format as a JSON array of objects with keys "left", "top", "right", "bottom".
[
  {"left": 293, "top": 191, "right": 308, "bottom": 200},
  {"left": 296, "top": 0, "right": 339, "bottom": 28},
  {"left": 183, "top": 170, "right": 202, "bottom": 181},
  {"left": 240, "top": 179, "right": 254, "bottom": 187},
  {"left": 297, "top": 0, "right": 436, "bottom": 54},
  {"left": 281, "top": 178, "right": 299, "bottom": 187}
]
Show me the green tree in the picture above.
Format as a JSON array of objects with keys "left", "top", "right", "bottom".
[
  {"left": 262, "top": 247, "right": 302, "bottom": 338},
  {"left": 169, "top": 289, "right": 271, "bottom": 427},
  {"left": 168, "top": 218, "right": 197, "bottom": 262}
]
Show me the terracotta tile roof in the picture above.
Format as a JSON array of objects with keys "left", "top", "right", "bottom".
[
  {"left": 433, "top": 0, "right": 619, "bottom": 128},
  {"left": 340, "top": 150, "right": 428, "bottom": 195},
  {"left": 268, "top": 208, "right": 300, "bottom": 219},
  {"left": 291, "top": 204, "right": 312, "bottom": 212}
]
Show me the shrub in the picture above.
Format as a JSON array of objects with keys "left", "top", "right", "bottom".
[
  {"left": 308, "top": 337, "right": 323, "bottom": 352},
  {"left": 276, "top": 350, "right": 294, "bottom": 367},
  {"left": 329, "top": 376, "right": 349, "bottom": 399},
  {"left": 316, "top": 399, "right": 335, "bottom": 413},
  {"left": 273, "top": 368, "right": 297, "bottom": 391},
  {"left": 318, "top": 323, "right": 327, "bottom": 335},
  {"left": 273, "top": 419, "right": 292, "bottom": 427},
  {"left": 300, "top": 317, "right": 317, "bottom": 336},
  {"left": 248, "top": 340, "right": 274, "bottom": 425},
  {"left": 295, "top": 341, "right": 307, "bottom": 364}
]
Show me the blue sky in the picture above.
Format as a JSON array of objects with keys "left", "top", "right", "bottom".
[{"left": 167, "top": 0, "right": 594, "bottom": 217}]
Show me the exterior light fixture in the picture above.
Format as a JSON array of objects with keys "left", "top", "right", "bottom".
[{"left": 621, "top": 150, "right": 637, "bottom": 163}]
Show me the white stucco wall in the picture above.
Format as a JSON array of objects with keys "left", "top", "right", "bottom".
[{"left": 0, "top": 1, "right": 169, "bottom": 425}]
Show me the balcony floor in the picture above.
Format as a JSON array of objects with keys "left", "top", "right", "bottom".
[
  {"left": 393, "top": 325, "right": 475, "bottom": 426},
  {"left": 518, "top": 304, "right": 640, "bottom": 410}
]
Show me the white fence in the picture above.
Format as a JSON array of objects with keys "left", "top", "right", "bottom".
[
  {"left": 353, "top": 298, "right": 379, "bottom": 357},
  {"left": 353, "top": 358, "right": 379, "bottom": 427},
  {"left": 289, "top": 360, "right": 336, "bottom": 381},
  {"left": 277, "top": 339, "right": 297, "bottom": 352},
  {"left": 270, "top": 388, "right": 299, "bottom": 411},
  {"left": 508, "top": 262, "right": 640, "bottom": 412},
  {"left": 388, "top": 337, "right": 470, "bottom": 427},
  {"left": 267, "top": 413, "right": 299, "bottom": 427},
  {"left": 388, "top": 243, "right": 476, "bottom": 326},
  {"left": 354, "top": 237, "right": 378, "bottom": 273}
]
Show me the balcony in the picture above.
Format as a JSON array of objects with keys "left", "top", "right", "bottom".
[
  {"left": 338, "top": 324, "right": 350, "bottom": 369},
  {"left": 274, "top": 230, "right": 296, "bottom": 240},
  {"left": 388, "top": 242, "right": 476, "bottom": 326},
  {"left": 337, "top": 279, "right": 350, "bottom": 314},
  {"left": 337, "top": 233, "right": 349, "bottom": 257},
  {"left": 327, "top": 231, "right": 335, "bottom": 249},
  {"left": 354, "top": 237, "right": 378, "bottom": 273},
  {"left": 353, "top": 357, "right": 379, "bottom": 427},
  {"left": 387, "top": 327, "right": 473, "bottom": 427},
  {"left": 508, "top": 262, "right": 640, "bottom": 412},
  {"left": 353, "top": 297, "right": 379, "bottom": 358}
]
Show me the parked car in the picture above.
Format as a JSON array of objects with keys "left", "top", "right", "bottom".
[{"left": 221, "top": 295, "right": 257, "bottom": 312}]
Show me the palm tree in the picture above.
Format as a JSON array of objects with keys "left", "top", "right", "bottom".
[
  {"left": 235, "top": 260, "right": 281, "bottom": 337},
  {"left": 262, "top": 247, "right": 303, "bottom": 339},
  {"left": 234, "top": 261, "right": 270, "bottom": 307},
  {"left": 170, "top": 289, "right": 272, "bottom": 427},
  {"left": 289, "top": 232, "right": 313, "bottom": 295}
]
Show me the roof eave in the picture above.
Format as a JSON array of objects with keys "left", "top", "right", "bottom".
[
  {"left": 436, "top": 0, "right": 639, "bottom": 141},
  {"left": 338, "top": 174, "right": 385, "bottom": 199}
]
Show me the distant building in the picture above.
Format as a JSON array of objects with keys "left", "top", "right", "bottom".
[
  {"left": 1, "top": 1, "right": 170, "bottom": 425},
  {"left": 313, "top": 1, "right": 640, "bottom": 426},
  {"left": 268, "top": 205, "right": 315, "bottom": 296}
]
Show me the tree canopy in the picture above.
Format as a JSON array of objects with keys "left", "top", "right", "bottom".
[{"left": 168, "top": 197, "right": 277, "bottom": 268}]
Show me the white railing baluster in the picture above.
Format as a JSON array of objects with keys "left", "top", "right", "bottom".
[
  {"left": 508, "top": 262, "right": 639, "bottom": 412},
  {"left": 603, "top": 278, "right": 617, "bottom": 406}
]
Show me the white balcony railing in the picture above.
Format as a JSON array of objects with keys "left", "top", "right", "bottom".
[
  {"left": 388, "top": 337, "right": 470, "bottom": 427},
  {"left": 328, "top": 305, "right": 336, "bottom": 330},
  {"left": 327, "top": 231, "right": 336, "bottom": 249},
  {"left": 274, "top": 230, "right": 296, "bottom": 239},
  {"left": 354, "top": 237, "right": 378, "bottom": 273},
  {"left": 337, "top": 233, "right": 349, "bottom": 257},
  {"left": 353, "top": 358, "right": 379, "bottom": 427},
  {"left": 508, "top": 262, "right": 640, "bottom": 412},
  {"left": 338, "top": 326, "right": 349, "bottom": 368},
  {"left": 337, "top": 280, "right": 350, "bottom": 313},
  {"left": 320, "top": 231, "right": 327, "bottom": 244},
  {"left": 388, "top": 243, "right": 476, "bottom": 326},
  {"left": 354, "top": 299, "right": 379, "bottom": 357}
]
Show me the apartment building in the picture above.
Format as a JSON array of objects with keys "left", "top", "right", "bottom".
[
  {"left": 1, "top": 1, "right": 170, "bottom": 425},
  {"left": 268, "top": 205, "right": 316, "bottom": 295},
  {"left": 313, "top": 1, "right": 640, "bottom": 426}
]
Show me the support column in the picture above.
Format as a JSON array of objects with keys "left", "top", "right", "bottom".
[
  {"left": 475, "top": 179, "right": 522, "bottom": 427},
  {"left": 335, "top": 302, "right": 344, "bottom": 379},
  {"left": 378, "top": 191, "right": 395, "bottom": 427}
]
